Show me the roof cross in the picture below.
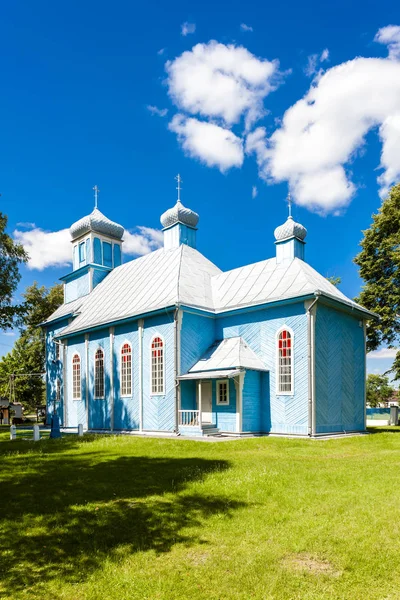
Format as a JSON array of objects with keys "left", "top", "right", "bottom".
[
  {"left": 175, "top": 174, "right": 182, "bottom": 203},
  {"left": 93, "top": 185, "right": 100, "bottom": 209}
]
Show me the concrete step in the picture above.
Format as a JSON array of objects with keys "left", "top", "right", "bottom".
[{"left": 201, "top": 427, "right": 221, "bottom": 436}]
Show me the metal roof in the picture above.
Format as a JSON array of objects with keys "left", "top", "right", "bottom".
[
  {"left": 188, "top": 337, "right": 268, "bottom": 373},
  {"left": 46, "top": 244, "right": 374, "bottom": 334},
  {"left": 43, "top": 297, "right": 84, "bottom": 325},
  {"left": 57, "top": 245, "right": 221, "bottom": 335},
  {"left": 70, "top": 208, "right": 124, "bottom": 241},
  {"left": 211, "top": 256, "right": 368, "bottom": 314},
  {"left": 177, "top": 369, "right": 242, "bottom": 380}
]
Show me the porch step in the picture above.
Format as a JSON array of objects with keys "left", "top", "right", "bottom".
[{"left": 201, "top": 424, "right": 221, "bottom": 437}]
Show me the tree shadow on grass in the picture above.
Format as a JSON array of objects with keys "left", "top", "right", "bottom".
[
  {"left": 367, "top": 426, "right": 400, "bottom": 433},
  {"left": 0, "top": 442, "right": 243, "bottom": 596}
]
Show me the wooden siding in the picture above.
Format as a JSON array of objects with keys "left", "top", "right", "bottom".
[
  {"left": 113, "top": 322, "right": 140, "bottom": 430},
  {"left": 142, "top": 313, "right": 175, "bottom": 431},
  {"left": 65, "top": 271, "right": 90, "bottom": 303},
  {"left": 88, "top": 330, "right": 111, "bottom": 429},
  {"left": 180, "top": 311, "right": 216, "bottom": 374},
  {"left": 45, "top": 319, "right": 69, "bottom": 425},
  {"left": 315, "top": 304, "right": 365, "bottom": 433},
  {"left": 212, "top": 379, "right": 237, "bottom": 432},
  {"left": 216, "top": 303, "right": 309, "bottom": 435},
  {"left": 242, "top": 370, "right": 262, "bottom": 432},
  {"left": 65, "top": 335, "right": 87, "bottom": 428}
]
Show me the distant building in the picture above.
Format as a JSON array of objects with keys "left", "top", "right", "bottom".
[{"left": 42, "top": 182, "right": 376, "bottom": 436}]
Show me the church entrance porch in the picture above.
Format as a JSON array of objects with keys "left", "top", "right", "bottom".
[{"left": 177, "top": 370, "right": 244, "bottom": 436}]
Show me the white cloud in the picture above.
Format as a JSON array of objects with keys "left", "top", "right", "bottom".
[
  {"left": 320, "top": 48, "right": 329, "bottom": 62},
  {"left": 3, "top": 331, "right": 16, "bottom": 337},
  {"left": 252, "top": 185, "right": 258, "bottom": 198},
  {"left": 240, "top": 23, "right": 253, "bottom": 32},
  {"left": 14, "top": 227, "right": 71, "bottom": 270},
  {"left": 157, "top": 48, "right": 166, "bottom": 56},
  {"left": 304, "top": 48, "right": 330, "bottom": 77},
  {"left": 147, "top": 105, "right": 168, "bottom": 117},
  {"left": 123, "top": 227, "right": 163, "bottom": 255},
  {"left": 169, "top": 114, "right": 244, "bottom": 171},
  {"left": 165, "top": 41, "right": 281, "bottom": 128},
  {"left": 247, "top": 47, "right": 400, "bottom": 212},
  {"left": 14, "top": 225, "right": 163, "bottom": 270},
  {"left": 375, "top": 25, "right": 400, "bottom": 60},
  {"left": 368, "top": 348, "right": 399, "bottom": 359},
  {"left": 181, "top": 22, "right": 196, "bottom": 36}
]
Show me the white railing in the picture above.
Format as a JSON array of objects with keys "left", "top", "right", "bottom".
[{"left": 178, "top": 410, "right": 200, "bottom": 427}]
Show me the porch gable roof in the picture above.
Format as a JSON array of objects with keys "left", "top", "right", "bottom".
[{"left": 185, "top": 337, "right": 268, "bottom": 375}]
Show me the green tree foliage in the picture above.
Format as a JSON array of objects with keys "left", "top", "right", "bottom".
[
  {"left": 366, "top": 373, "right": 394, "bottom": 407},
  {"left": 355, "top": 183, "right": 400, "bottom": 379},
  {"left": 0, "top": 283, "right": 63, "bottom": 410},
  {"left": 327, "top": 276, "right": 342, "bottom": 287},
  {"left": 0, "top": 212, "right": 28, "bottom": 329}
]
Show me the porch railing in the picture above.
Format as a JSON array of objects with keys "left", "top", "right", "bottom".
[{"left": 178, "top": 410, "right": 200, "bottom": 427}]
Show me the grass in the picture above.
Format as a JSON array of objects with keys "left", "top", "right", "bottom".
[{"left": 1, "top": 426, "right": 400, "bottom": 599}]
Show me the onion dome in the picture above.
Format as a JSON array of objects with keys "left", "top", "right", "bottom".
[
  {"left": 160, "top": 200, "right": 199, "bottom": 229},
  {"left": 70, "top": 208, "right": 124, "bottom": 241},
  {"left": 274, "top": 215, "right": 307, "bottom": 242}
]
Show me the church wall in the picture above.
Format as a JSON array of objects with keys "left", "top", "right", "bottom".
[
  {"left": 142, "top": 313, "right": 175, "bottom": 431},
  {"left": 88, "top": 330, "right": 111, "bottom": 430},
  {"left": 113, "top": 322, "right": 140, "bottom": 430},
  {"left": 65, "top": 335, "right": 87, "bottom": 428},
  {"left": 242, "top": 370, "right": 262, "bottom": 432},
  {"left": 65, "top": 271, "right": 90, "bottom": 303},
  {"left": 315, "top": 304, "right": 365, "bottom": 433},
  {"left": 212, "top": 379, "right": 237, "bottom": 432},
  {"left": 45, "top": 319, "right": 69, "bottom": 425},
  {"left": 180, "top": 311, "right": 216, "bottom": 374},
  {"left": 216, "top": 302, "right": 309, "bottom": 435}
]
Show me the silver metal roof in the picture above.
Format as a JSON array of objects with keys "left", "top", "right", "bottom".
[
  {"left": 43, "top": 297, "right": 83, "bottom": 325},
  {"left": 70, "top": 208, "right": 124, "bottom": 241},
  {"left": 188, "top": 337, "right": 268, "bottom": 373},
  {"left": 160, "top": 199, "right": 199, "bottom": 229},
  {"left": 46, "top": 245, "right": 373, "bottom": 333},
  {"left": 274, "top": 215, "right": 307, "bottom": 242},
  {"left": 177, "top": 369, "right": 242, "bottom": 380},
  {"left": 57, "top": 245, "right": 221, "bottom": 334}
]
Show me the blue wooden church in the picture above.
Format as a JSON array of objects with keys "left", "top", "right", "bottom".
[{"left": 43, "top": 180, "right": 375, "bottom": 437}]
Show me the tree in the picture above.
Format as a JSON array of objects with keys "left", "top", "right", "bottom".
[
  {"left": 0, "top": 283, "right": 63, "bottom": 411},
  {"left": 0, "top": 212, "right": 28, "bottom": 330},
  {"left": 354, "top": 183, "right": 400, "bottom": 379},
  {"left": 327, "top": 276, "right": 342, "bottom": 287},
  {"left": 366, "top": 373, "right": 394, "bottom": 407}
]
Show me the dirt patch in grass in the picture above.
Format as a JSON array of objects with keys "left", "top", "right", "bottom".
[{"left": 283, "top": 553, "right": 342, "bottom": 577}]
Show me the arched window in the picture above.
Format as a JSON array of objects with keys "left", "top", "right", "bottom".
[
  {"left": 278, "top": 329, "right": 293, "bottom": 394},
  {"left": 72, "top": 354, "right": 81, "bottom": 400},
  {"left": 151, "top": 336, "right": 164, "bottom": 394},
  {"left": 94, "top": 348, "right": 105, "bottom": 398},
  {"left": 121, "top": 343, "right": 132, "bottom": 396}
]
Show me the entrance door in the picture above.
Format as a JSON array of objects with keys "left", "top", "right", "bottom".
[{"left": 198, "top": 381, "right": 213, "bottom": 423}]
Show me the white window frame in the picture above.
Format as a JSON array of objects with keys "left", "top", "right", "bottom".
[
  {"left": 216, "top": 379, "right": 229, "bottom": 406},
  {"left": 72, "top": 352, "right": 81, "bottom": 400},
  {"left": 276, "top": 326, "right": 294, "bottom": 396},
  {"left": 150, "top": 334, "right": 165, "bottom": 396},
  {"left": 120, "top": 341, "right": 132, "bottom": 397},
  {"left": 94, "top": 347, "right": 105, "bottom": 399}
]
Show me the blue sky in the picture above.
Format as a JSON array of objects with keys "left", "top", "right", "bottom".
[{"left": 0, "top": 0, "right": 399, "bottom": 380}]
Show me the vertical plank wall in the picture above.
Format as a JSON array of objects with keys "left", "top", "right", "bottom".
[
  {"left": 315, "top": 304, "right": 365, "bottom": 433},
  {"left": 45, "top": 319, "right": 69, "bottom": 424},
  {"left": 216, "top": 302, "right": 309, "bottom": 434}
]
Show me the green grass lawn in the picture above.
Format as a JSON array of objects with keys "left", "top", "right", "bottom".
[{"left": 1, "top": 427, "right": 400, "bottom": 600}]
